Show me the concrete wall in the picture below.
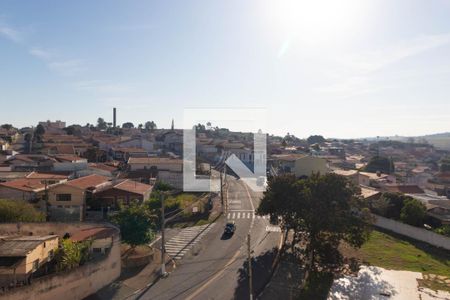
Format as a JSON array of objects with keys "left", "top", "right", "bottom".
[
  {"left": 0, "top": 222, "right": 121, "bottom": 300},
  {"left": 294, "top": 156, "right": 328, "bottom": 177},
  {"left": 373, "top": 214, "right": 450, "bottom": 250}
]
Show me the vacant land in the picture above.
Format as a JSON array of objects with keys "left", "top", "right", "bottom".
[{"left": 341, "top": 229, "right": 450, "bottom": 292}]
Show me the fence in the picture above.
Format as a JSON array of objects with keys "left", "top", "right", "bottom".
[{"left": 373, "top": 214, "right": 450, "bottom": 250}]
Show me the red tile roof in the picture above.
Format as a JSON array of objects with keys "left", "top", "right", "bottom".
[
  {"left": 113, "top": 180, "right": 153, "bottom": 195},
  {"left": 384, "top": 185, "right": 425, "bottom": 194},
  {"left": 88, "top": 163, "right": 118, "bottom": 172},
  {"left": 26, "top": 172, "right": 69, "bottom": 180},
  {"left": 0, "top": 178, "right": 47, "bottom": 192},
  {"left": 70, "top": 227, "right": 116, "bottom": 242},
  {"left": 65, "top": 174, "right": 111, "bottom": 190}
]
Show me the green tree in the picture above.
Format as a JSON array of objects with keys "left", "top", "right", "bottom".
[
  {"left": 434, "top": 225, "right": 450, "bottom": 237},
  {"left": 145, "top": 121, "right": 157, "bottom": 131},
  {"left": 122, "top": 122, "right": 135, "bottom": 129},
  {"left": 440, "top": 157, "right": 450, "bottom": 172},
  {"left": 364, "top": 156, "right": 395, "bottom": 174},
  {"left": 400, "top": 198, "right": 426, "bottom": 227},
  {"left": 63, "top": 125, "right": 81, "bottom": 136},
  {"left": 1, "top": 124, "right": 13, "bottom": 130},
  {"left": 372, "top": 192, "right": 410, "bottom": 219},
  {"left": 35, "top": 124, "right": 45, "bottom": 135},
  {"left": 97, "top": 117, "right": 107, "bottom": 130},
  {"left": 56, "top": 239, "right": 91, "bottom": 271},
  {"left": 110, "top": 205, "right": 156, "bottom": 248},
  {"left": 257, "top": 173, "right": 372, "bottom": 271},
  {"left": 307, "top": 135, "right": 326, "bottom": 145},
  {"left": 0, "top": 199, "right": 45, "bottom": 222}
]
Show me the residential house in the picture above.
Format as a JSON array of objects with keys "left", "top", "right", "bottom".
[
  {"left": 0, "top": 178, "right": 63, "bottom": 203},
  {"left": 271, "top": 154, "right": 329, "bottom": 178},
  {"left": 358, "top": 171, "right": 396, "bottom": 188},
  {"left": 127, "top": 157, "right": 183, "bottom": 189},
  {"left": 52, "top": 155, "right": 88, "bottom": 172},
  {"left": 70, "top": 227, "right": 115, "bottom": 255},
  {"left": 110, "top": 147, "right": 148, "bottom": 162},
  {"left": 5, "top": 154, "right": 55, "bottom": 172},
  {"left": 47, "top": 174, "right": 112, "bottom": 221},
  {"left": 407, "top": 193, "right": 450, "bottom": 225},
  {"left": 383, "top": 184, "right": 425, "bottom": 194},
  {"left": 425, "top": 200, "right": 450, "bottom": 225},
  {"left": 333, "top": 169, "right": 359, "bottom": 185},
  {"left": 127, "top": 157, "right": 182, "bottom": 172},
  {"left": 0, "top": 235, "right": 59, "bottom": 287},
  {"left": 94, "top": 180, "right": 153, "bottom": 208},
  {"left": 156, "top": 131, "right": 183, "bottom": 154}
]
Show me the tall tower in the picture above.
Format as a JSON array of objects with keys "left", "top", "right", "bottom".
[
  {"left": 171, "top": 118, "right": 174, "bottom": 130},
  {"left": 113, "top": 108, "right": 117, "bottom": 128}
]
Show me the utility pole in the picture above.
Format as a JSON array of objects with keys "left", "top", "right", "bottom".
[
  {"left": 247, "top": 233, "right": 253, "bottom": 300},
  {"left": 160, "top": 193, "right": 167, "bottom": 277},
  {"left": 220, "top": 168, "right": 224, "bottom": 209}
]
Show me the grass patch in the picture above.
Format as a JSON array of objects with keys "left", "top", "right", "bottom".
[{"left": 358, "top": 230, "right": 450, "bottom": 277}]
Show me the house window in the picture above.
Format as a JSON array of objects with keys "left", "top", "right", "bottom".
[
  {"left": 56, "top": 194, "right": 72, "bottom": 201},
  {"left": 32, "top": 259, "right": 39, "bottom": 272}
]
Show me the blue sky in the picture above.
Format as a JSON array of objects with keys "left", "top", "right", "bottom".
[{"left": 1, "top": 0, "right": 450, "bottom": 138}]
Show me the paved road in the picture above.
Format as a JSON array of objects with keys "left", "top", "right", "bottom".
[{"left": 138, "top": 176, "right": 281, "bottom": 300}]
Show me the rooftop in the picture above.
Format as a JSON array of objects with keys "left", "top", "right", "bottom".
[
  {"left": 384, "top": 185, "right": 425, "bottom": 194},
  {"left": 128, "top": 157, "right": 183, "bottom": 165},
  {"left": 0, "top": 178, "right": 48, "bottom": 192},
  {"left": 0, "top": 235, "right": 58, "bottom": 257},
  {"left": 65, "top": 174, "right": 111, "bottom": 190},
  {"left": 113, "top": 179, "right": 153, "bottom": 195},
  {"left": 70, "top": 227, "right": 116, "bottom": 242}
]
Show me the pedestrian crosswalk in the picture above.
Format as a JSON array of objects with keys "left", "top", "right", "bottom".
[
  {"left": 165, "top": 224, "right": 215, "bottom": 260},
  {"left": 226, "top": 212, "right": 269, "bottom": 220},
  {"left": 266, "top": 225, "right": 282, "bottom": 232}
]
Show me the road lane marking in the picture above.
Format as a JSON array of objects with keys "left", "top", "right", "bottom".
[{"left": 185, "top": 250, "right": 242, "bottom": 300}]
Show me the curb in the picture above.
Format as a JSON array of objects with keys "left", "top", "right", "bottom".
[{"left": 132, "top": 213, "right": 222, "bottom": 300}]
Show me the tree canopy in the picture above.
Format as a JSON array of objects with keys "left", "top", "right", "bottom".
[
  {"left": 0, "top": 199, "right": 46, "bottom": 222},
  {"left": 440, "top": 156, "right": 450, "bottom": 172},
  {"left": 371, "top": 192, "right": 411, "bottom": 219},
  {"left": 97, "top": 117, "right": 107, "bottom": 130},
  {"left": 306, "top": 135, "right": 326, "bottom": 145},
  {"left": 364, "top": 155, "right": 395, "bottom": 174},
  {"left": 400, "top": 198, "right": 426, "bottom": 227},
  {"left": 257, "top": 173, "right": 372, "bottom": 271},
  {"left": 122, "top": 122, "right": 135, "bottom": 129},
  {"left": 145, "top": 121, "right": 157, "bottom": 131},
  {"left": 110, "top": 204, "right": 156, "bottom": 247}
]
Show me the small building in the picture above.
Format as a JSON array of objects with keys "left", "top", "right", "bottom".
[
  {"left": 70, "top": 227, "right": 115, "bottom": 255},
  {"left": 0, "top": 235, "right": 59, "bottom": 287},
  {"left": 333, "top": 169, "right": 359, "bottom": 185},
  {"left": 94, "top": 179, "right": 153, "bottom": 208},
  {"left": 272, "top": 154, "right": 329, "bottom": 178},
  {"left": 127, "top": 157, "right": 182, "bottom": 172},
  {"left": 110, "top": 147, "right": 148, "bottom": 161},
  {"left": 358, "top": 171, "right": 396, "bottom": 188},
  {"left": 47, "top": 175, "right": 112, "bottom": 221}
]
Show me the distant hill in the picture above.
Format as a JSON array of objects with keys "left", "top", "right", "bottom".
[{"left": 355, "top": 132, "right": 450, "bottom": 150}]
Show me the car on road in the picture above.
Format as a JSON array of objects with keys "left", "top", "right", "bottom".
[{"left": 224, "top": 221, "right": 236, "bottom": 235}]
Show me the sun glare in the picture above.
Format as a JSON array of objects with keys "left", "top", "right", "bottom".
[{"left": 269, "top": 0, "right": 364, "bottom": 44}]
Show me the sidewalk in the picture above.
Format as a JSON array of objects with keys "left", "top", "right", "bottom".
[
  {"left": 259, "top": 231, "right": 305, "bottom": 300},
  {"left": 86, "top": 249, "right": 175, "bottom": 300}
]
